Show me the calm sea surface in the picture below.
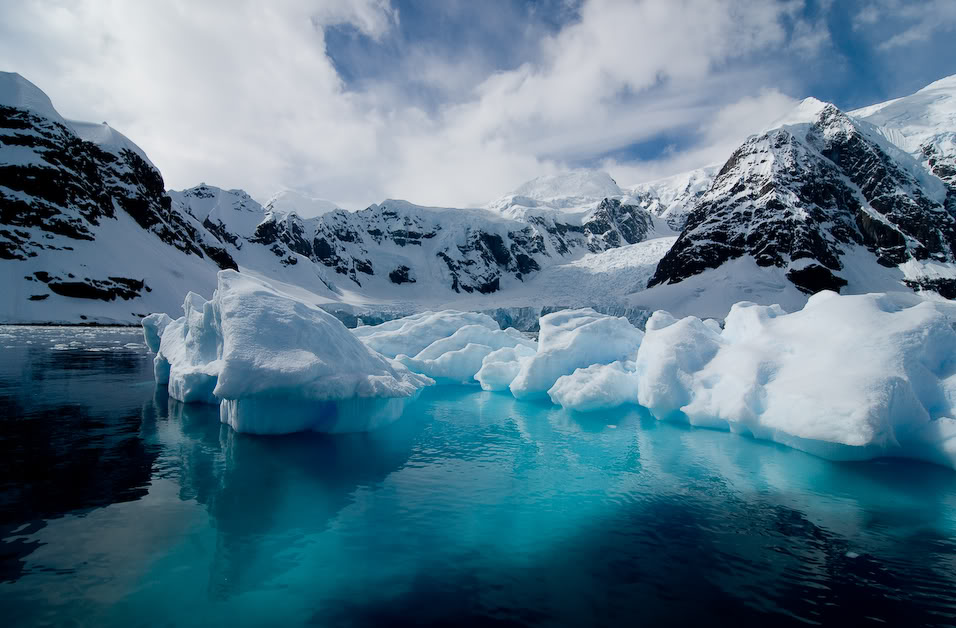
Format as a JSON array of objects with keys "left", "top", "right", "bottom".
[{"left": 2, "top": 326, "right": 956, "bottom": 627}]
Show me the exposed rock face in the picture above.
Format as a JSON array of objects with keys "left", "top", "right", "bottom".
[
  {"left": 650, "top": 103, "right": 956, "bottom": 296},
  {"left": 178, "top": 195, "right": 657, "bottom": 295}
]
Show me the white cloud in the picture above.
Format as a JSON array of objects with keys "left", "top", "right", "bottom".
[
  {"left": 0, "top": 0, "right": 827, "bottom": 211},
  {"left": 854, "top": 0, "right": 956, "bottom": 50}
]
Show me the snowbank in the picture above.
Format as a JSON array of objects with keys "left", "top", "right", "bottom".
[
  {"left": 146, "top": 271, "right": 431, "bottom": 434},
  {"left": 510, "top": 309, "right": 644, "bottom": 399}
]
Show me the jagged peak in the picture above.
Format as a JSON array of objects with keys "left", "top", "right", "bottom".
[{"left": 762, "top": 97, "right": 838, "bottom": 134}]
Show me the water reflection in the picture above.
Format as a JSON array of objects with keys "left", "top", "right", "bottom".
[
  {"left": 1, "top": 328, "right": 956, "bottom": 627},
  {"left": 159, "top": 395, "right": 425, "bottom": 600}
]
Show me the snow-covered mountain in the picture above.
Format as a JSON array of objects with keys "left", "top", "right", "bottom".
[
  {"left": 2, "top": 70, "right": 955, "bottom": 324},
  {"left": 264, "top": 190, "right": 342, "bottom": 218},
  {"left": 0, "top": 72, "right": 667, "bottom": 323},
  {"left": 648, "top": 93, "right": 956, "bottom": 299},
  {"left": 627, "top": 166, "right": 717, "bottom": 231}
]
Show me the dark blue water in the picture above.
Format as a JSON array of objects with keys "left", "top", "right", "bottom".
[{"left": 2, "top": 327, "right": 956, "bottom": 627}]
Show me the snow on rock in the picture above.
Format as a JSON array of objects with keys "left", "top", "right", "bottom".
[
  {"left": 0, "top": 71, "right": 68, "bottom": 126},
  {"left": 509, "top": 309, "right": 644, "bottom": 399},
  {"left": 352, "top": 310, "right": 501, "bottom": 359},
  {"left": 637, "top": 292, "right": 956, "bottom": 468},
  {"left": 396, "top": 324, "right": 536, "bottom": 384},
  {"left": 146, "top": 270, "right": 432, "bottom": 434}
]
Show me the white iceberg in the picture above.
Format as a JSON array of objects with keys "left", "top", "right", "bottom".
[
  {"left": 352, "top": 310, "right": 501, "bottom": 358},
  {"left": 394, "top": 324, "right": 536, "bottom": 384},
  {"left": 141, "top": 312, "right": 173, "bottom": 353},
  {"left": 548, "top": 360, "right": 640, "bottom": 411},
  {"left": 636, "top": 291, "right": 956, "bottom": 467},
  {"left": 146, "top": 270, "right": 432, "bottom": 434},
  {"left": 475, "top": 345, "right": 537, "bottom": 391},
  {"left": 509, "top": 309, "right": 644, "bottom": 399}
]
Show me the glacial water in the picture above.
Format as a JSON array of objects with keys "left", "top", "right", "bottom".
[{"left": 2, "top": 328, "right": 956, "bottom": 627}]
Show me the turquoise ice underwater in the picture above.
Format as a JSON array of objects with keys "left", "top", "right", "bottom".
[{"left": 2, "top": 327, "right": 956, "bottom": 626}]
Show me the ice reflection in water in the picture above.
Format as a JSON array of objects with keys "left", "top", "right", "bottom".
[{"left": 0, "top": 327, "right": 955, "bottom": 627}]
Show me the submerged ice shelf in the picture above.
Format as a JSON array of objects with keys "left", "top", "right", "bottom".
[{"left": 145, "top": 271, "right": 956, "bottom": 470}]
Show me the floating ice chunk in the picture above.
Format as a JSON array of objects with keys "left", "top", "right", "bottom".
[
  {"left": 548, "top": 361, "right": 640, "bottom": 411},
  {"left": 352, "top": 310, "right": 500, "bottom": 358},
  {"left": 142, "top": 312, "right": 173, "bottom": 353},
  {"left": 154, "top": 292, "right": 221, "bottom": 403},
  {"left": 145, "top": 270, "right": 432, "bottom": 434},
  {"left": 475, "top": 345, "right": 537, "bottom": 391},
  {"left": 636, "top": 291, "right": 956, "bottom": 467},
  {"left": 394, "top": 324, "right": 537, "bottom": 384},
  {"left": 399, "top": 343, "right": 497, "bottom": 384},
  {"left": 412, "top": 325, "right": 535, "bottom": 361},
  {"left": 635, "top": 311, "right": 723, "bottom": 422},
  {"left": 510, "top": 309, "right": 644, "bottom": 399}
]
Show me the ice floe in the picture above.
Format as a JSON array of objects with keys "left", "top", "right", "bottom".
[{"left": 146, "top": 270, "right": 431, "bottom": 434}]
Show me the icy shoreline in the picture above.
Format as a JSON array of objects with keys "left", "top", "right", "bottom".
[{"left": 145, "top": 271, "right": 956, "bottom": 470}]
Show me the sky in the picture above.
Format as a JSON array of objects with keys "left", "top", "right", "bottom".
[{"left": 1, "top": 0, "right": 955, "bottom": 213}]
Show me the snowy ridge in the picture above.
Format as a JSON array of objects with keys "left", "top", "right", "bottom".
[
  {"left": 627, "top": 166, "right": 717, "bottom": 231},
  {"left": 265, "top": 189, "right": 342, "bottom": 218}
]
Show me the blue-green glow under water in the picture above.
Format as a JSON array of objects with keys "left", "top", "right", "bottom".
[{"left": 2, "top": 328, "right": 956, "bottom": 627}]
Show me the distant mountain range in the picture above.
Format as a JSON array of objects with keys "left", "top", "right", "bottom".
[{"left": 1, "top": 70, "right": 954, "bottom": 324}]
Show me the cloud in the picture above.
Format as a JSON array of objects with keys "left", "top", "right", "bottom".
[
  {"left": 0, "top": 0, "right": 833, "bottom": 210},
  {"left": 854, "top": 0, "right": 956, "bottom": 50}
]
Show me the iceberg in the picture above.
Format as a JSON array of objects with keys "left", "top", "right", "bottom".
[
  {"left": 548, "top": 360, "right": 640, "bottom": 412},
  {"left": 509, "top": 309, "right": 644, "bottom": 399},
  {"left": 146, "top": 270, "right": 432, "bottom": 434},
  {"left": 352, "top": 310, "right": 501, "bottom": 358},
  {"left": 636, "top": 292, "right": 956, "bottom": 467},
  {"left": 141, "top": 312, "right": 173, "bottom": 353},
  {"left": 394, "top": 323, "right": 536, "bottom": 384},
  {"left": 475, "top": 345, "right": 537, "bottom": 391}
]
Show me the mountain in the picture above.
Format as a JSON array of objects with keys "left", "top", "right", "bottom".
[
  {"left": 648, "top": 92, "right": 956, "bottom": 299},
  {"left": 851, "top": 75, "right": 956, "bottom": 213},
  {"left": 264, "top": 190, "right": 341, "bottom": 218},
  {"left": 628, "top": 166, "right": 717, "bottom": 231},
  {"left": 0, "top": 72, "right": 666, "bottom": 323},
  {"left": 2, "top": 70, "right": 955, "bottom": 325}
]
